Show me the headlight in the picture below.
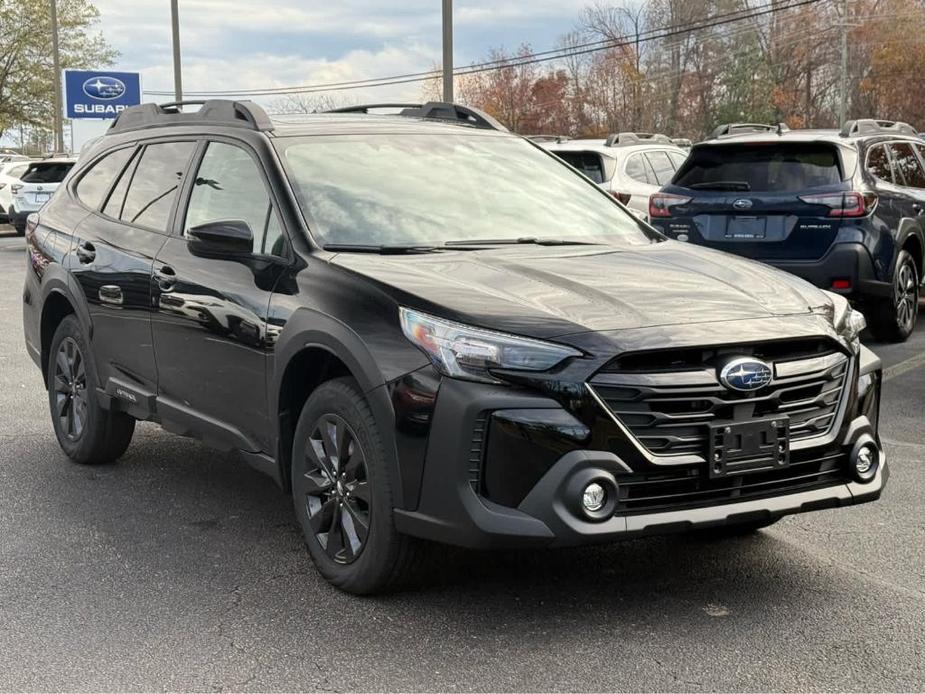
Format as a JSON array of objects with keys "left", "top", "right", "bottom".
[{"left": 399, "top": 307, "right": 582, "bottom": 384}]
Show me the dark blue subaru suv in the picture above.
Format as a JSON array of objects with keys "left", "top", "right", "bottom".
[{"left": 649, "top": 120, "right": 924, "bottom": 342}]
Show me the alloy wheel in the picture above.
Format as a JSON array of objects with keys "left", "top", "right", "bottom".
[
  {"left": 302, "top": 414, "right": 371, "bottom": 564},
  {"left": 53, "top": 337, "right": 88, "bottom": 441},
  {"left": 894, "top": 258, "right": 919, "bottom": 334}
]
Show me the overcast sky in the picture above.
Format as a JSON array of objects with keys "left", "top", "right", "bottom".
[{"left": 91, "top": 1, "right": 592, "bottom": 109}]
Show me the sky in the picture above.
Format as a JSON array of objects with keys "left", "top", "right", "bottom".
[{"left": 91, "top": 0, "right": 593, "bottom": 110}]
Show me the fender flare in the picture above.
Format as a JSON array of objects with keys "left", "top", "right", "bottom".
[
  {"left": 895, "top": 219, "right": 925, "bottom": 271},
  {"left": 36, "top": 266, "right": 93, "bottom": 381},
  {"left": 271, "top": 307, "right": 407, "bottom": 507}
]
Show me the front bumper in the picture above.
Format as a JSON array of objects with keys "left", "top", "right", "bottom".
[{"left": 394, "top": 350, "right": 887, "bottom": 549}]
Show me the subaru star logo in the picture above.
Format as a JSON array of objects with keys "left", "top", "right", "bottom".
[
  {"left": 82, "top": 76, "right": 126, "bottom": 100},
  {"left": 733, "top": 198, "right": 753, "bottom": 210},
  {"left": 719, "top": 357, "right": 773, "bottom": 392}
]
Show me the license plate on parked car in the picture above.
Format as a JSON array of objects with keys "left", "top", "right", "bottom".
[
  {"left": 725, "top": 216, "right": 766, "bottom": 239},
  {"left": 34, "top": 192, "right": 50, "bottom": 204},
  {"left": 709, "top": 417, "right": 789, "bottom": 477}
]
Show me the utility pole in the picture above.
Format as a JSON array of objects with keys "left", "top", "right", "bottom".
[
  {"left": 50, "top": 0, "right": 64, "bottom": 153},
  {"left": 171, "top": 0, "right": 183, "bottom": 103},
  {"left": 838, "top": 0, "right": 849, "bottom": 128},
  {"left": 442, "top": 0, "right": 453, "bottom": 102}
]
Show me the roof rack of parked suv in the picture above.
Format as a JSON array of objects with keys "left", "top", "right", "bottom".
[
  {"left": 109, "top": 100, "right": 274, "bottom": 134},
  {"left": 326, "top": 102, "right": 508, "bottom": 132},
  {"left": 711, "top": 122, "right": 790, "bottom": 138},
  {"left": 527, "top": 134, "right": 571, "bottom": 143},
  {"left": 604, "top": 132, "right": 673, "bottom": 146},
  {"left": 839, "top": 119, "right": 918, "bottom": 138}
]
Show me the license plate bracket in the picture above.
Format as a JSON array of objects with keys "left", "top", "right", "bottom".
[
  {"left": 709, "top": 417, "right": 789, "bottom": 477},
  {"left": 725, "top": 216, "right": 767, "bottom": 239}
]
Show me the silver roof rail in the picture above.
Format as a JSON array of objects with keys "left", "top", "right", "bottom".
[
  {"left": 109, "top": 100, "right": 274, "bottom": 134},
  {"left": 326, "top": 102, "right": 508, "bottom": 131},
  {"left": 840, "top": 119, "right": 918, "bottom": 138}
]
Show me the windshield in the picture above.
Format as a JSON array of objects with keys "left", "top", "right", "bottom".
[
  {"left": 276, "top": 134, "right": 655, "bottom": 247},
  {"left": 674, "top": 143, "right": 843, "bottom": 193}
]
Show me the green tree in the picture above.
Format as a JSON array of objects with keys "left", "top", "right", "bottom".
[{"left": 0, "top": 0, "right": 117, "bottom": 141}]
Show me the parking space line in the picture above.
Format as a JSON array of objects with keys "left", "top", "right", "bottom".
[{"left": 883, "top": 351, "right": 925, "bottom": 382}]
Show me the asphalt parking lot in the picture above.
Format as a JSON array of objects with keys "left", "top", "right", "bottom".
[{"left": 0, "top": 226, "right": 922, "bottom": 692}]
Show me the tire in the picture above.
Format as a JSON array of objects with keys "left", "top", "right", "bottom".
[
  {"left": 689, "top": 518, "right": 778, "bottom": 539},
  {"left": 291, "top": 377, "right": 423, "bottom": 594},
  {"left": 867, "top": 249, "right": 919, "bottom": 343},
  {"left": 47, "top": 315, "right": 135, "bottom": 464}
]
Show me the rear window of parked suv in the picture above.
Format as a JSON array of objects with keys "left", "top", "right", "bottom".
[
  {"left": 21, "top": 162, "right": 74, "bottom": 184},
  {"left": 674, "top": 143, "right": 843, "bottom": 192}
]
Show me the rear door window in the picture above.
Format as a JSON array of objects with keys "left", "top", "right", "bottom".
[
  {"left": 866, "top": 145, "right": 893, "bottom": 183},
  {"left": 75, "top": 147, "right": 134, "bottom": 210},
  {"left": 887, "top": 142, "right": 925, "bottom": 189},
  {"left": 119, "top": 141, "right": 196, "bottom": 232},
  {"left": 553, "top": 151, "right": 606, "bottom": 184},
  {"left": 645, "top": 151, "right": 676, "bottom": 185},
  {"left": 674, "top": 143, "right": 843, "bottom": 192},
  {"left": 21, "top": 162, "right": 74, "bottom": 184}
]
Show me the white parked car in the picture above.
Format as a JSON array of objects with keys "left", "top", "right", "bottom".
[
  {"left": 0, "top": 160, "right": 32, "bottom": 224},
  {"left": 9, "top": 158, "right": 75, "bottom": 234},
  {"left": 542, "top": 133, "right": 689, "bottom": 220}
]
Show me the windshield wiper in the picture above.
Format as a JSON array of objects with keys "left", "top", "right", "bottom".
[
  {"left": 323, "top": 243, "right": 441, "bottom": 254},
  {"left": 687, "top": 181, "right": 752, "bottom": 191},
  {"left": 444, "top": 237, "right": 600, "bottom": 247}
]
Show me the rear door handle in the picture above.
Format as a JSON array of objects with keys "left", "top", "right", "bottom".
[
  {"left": 76, "top": 241, "right": 96, "bottom": 264},
  {"left": 99, "top": 285, "right": 123, "bottom": 305},
  {"left": 154, "top": 265, "right": 177, "bottom": 292}
]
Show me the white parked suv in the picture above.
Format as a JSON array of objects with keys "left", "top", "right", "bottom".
[
  {"left": 541, "top": 133, "right": 689, "bottom": 220},
  {"left": 9, "top": 158, "right": 75, "bottom": 234},
  {"left": 0, "top": 160, "right": 32, "bottom": 224}
]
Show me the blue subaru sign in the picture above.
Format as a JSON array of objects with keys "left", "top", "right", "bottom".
[{"left": 64, "top": 70, "right": 142, "bottom": 119}]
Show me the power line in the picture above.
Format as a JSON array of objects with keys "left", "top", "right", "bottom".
[{"left": 143, "top": 0, "right": 826, "bottom": 98}]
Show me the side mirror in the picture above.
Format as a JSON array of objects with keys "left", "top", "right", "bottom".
[{"left": 187, "top": 219, "right": 254, "bottom": 257}]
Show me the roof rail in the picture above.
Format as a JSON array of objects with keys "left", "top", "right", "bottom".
[
  {"left": 526, "top": 134, "right": 570, "bottom": 143},
  {"left": 671, "top": 137, "right": 693, "bottom": 147},
  {"left": 325, "top": 102, "right": 508, "bottom": 131},
  {"left": 711, "top": 122, "right": 790, "bottom": 138},
  {"left": 839, "top": 119, "right": 918, "bottom": 138},
  {"left": 108, "top": 100, "right": 274, "bottom": 134},
  {"left": 604, "top": 132, "right": 673, "bottom": 147}
]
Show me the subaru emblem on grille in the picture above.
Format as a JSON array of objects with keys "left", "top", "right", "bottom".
[{"left": 719, "top": 357, "right": 773, "bottom": 391}]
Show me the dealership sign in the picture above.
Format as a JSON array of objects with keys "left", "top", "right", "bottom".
[{"left": 64, "top": 70, "right": 142, "bottom": 119}]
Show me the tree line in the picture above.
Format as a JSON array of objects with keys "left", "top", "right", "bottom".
[{"left": 423, "top": 0, "right": 925, "bottom": 139}]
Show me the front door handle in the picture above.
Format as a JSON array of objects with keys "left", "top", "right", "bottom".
[
  {"left": 99, "top": 285, "right": 123, "bottom": 305},
  {"left": 913, "top": 203, "right": 924, "bottom": 216},
  {"left": 154, "top": 265, "right": 177, "bottom": 292},
  {"left": 76, "top": 241, "right": 96, "bottom": 264}
]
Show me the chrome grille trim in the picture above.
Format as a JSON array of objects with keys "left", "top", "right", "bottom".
[{"left": 588, "top": 350, "right": 853, "bottom": 464}]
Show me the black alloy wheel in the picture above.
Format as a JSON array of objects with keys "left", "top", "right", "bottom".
[
  {"left": 301, "top": 414, "right": 371, "bottom": 565},
  {"left": 893, "top": 252, "right": 919, "bottom": 337},
  {"left": 52, "top": 336, "right": 89, "bottom": 441}
]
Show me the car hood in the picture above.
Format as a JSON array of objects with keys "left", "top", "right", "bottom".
[{"left": 330, "top": 241, "right": 831, "bottom": 340}]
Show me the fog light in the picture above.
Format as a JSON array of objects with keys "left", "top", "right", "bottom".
[
  {"left": 582, "top": 482, "right": 606, "bottom": 512},
  {"left": 852, "top": 441, "right": 879, "bottom": 483},
  {"left": 856, "top": 446, "right": 874, "bottom": 475}
]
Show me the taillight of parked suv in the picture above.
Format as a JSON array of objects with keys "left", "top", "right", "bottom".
[
  {"left": 798, "top": 191, "right": 878, "bottom": 217},
  {"left": 649, "top": 192, "right": 691, "bottom": 218}
]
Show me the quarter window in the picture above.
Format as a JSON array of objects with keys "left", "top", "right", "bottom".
[
  {"left": 645, "top": 151, "right": 676, "bottom": 185},
  {"left": 625, "top": 153, "right": 653, "bottom": 184},
  {"left": 75, "top": 147, "right": 134, "bottom": 210},
  {"left": 119, "top": 141, "right": 196, "bottom": 232},
  {"left": 887, "top": 142, "right": 925, "bottom": 189},
  {"left": 184, "top": 142, "right": 284, "bottom": 256},
  {"left": 866, "top": 145, "right": 893, "bottom": 183}
]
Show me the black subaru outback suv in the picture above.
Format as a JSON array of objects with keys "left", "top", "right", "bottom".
[
  {"left": 23, "top": 101, "right": 886, "bottom": 593},
  {"left": 649, "top": 120, "right": 924, "bottom": 342}
]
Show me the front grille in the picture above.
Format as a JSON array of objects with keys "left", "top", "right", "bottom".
[
  {"left": 590, "top": 345, "right": 850, "bottom": 460},
  {"left": 616, "top": 451, "right": 848, "bottom": 515}
]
